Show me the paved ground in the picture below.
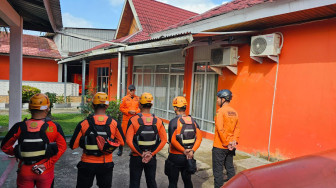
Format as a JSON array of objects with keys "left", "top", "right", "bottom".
[{"left": 0, "top": 138, "right": 271, "bottom": 188}]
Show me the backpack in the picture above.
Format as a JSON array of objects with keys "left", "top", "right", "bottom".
[
  {"left": 134, "top": 113, "right": 159, "bottom": 151},
  {"left": 14, "top": 118, "right": 58, "bottom": 164}
]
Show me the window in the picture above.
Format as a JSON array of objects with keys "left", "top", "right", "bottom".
[
  {"left": 97, "top": 67, "right": 109, "bottom": 93},
  {"left": 133, "top": 64, "right": 184, "bottom": 119},
  {"left": 191, "top": 62, "right": 218, "bottom": 133}
]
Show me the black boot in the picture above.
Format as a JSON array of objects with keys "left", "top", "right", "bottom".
[{"left": 117, "top": 146, "right": 123, "bottom": 156}]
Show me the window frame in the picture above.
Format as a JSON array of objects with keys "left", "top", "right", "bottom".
[
  {"left": 133, "top": 63, "right": 184, "bottom": 120},
  {"left": 190, "top": 61, "right": 217, "bottom": 133}
]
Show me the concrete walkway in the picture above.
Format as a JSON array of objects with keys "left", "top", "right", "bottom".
[{"left": 0, "top": 138, "right": 270, "bottom": 188}]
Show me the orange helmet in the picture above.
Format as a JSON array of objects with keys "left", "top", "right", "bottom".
[
  {"left": 172, "top": 96, "right": 187, "bottom": 107},
  {"left": 29, "top": 93, "right": 50, "bottom": 110},
  {"left": 139, "top": 92, "right": 153, "bottom": 104},
  {"left": 92, "top": 92, "right": 109, "bottom": 105}
]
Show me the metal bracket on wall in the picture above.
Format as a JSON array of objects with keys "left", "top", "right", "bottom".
[
  {"left": 251, "top": 56, "right": 263, "bottom": 64},
  {"left": 267, "top": 55, "right": 279, "bottom": 63},
  {"left": 226, "top": 66, "right": 237, "bottom": 75},
  {"left": 209, "top": 66, "right": 238, "bottom": 75},
  {"left": 251, "top": 55, "right": 279, "bottom": 64},
  {"left": 209, "top": 66, "right": 223, "bottom": 75}
]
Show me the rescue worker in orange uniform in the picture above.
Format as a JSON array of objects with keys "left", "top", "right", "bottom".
[
  {"left": 118, "top": 84, "right": 140, "bottom": 156},
  {"left": 166, "top": 96, "right": 202, "bottom": 188},
  {"left": 70, "top": 92, "right": 125, "bottom": 188},
  {"left": 213, "top": 89, "right": 240, "bottom": 188},
  {"left": 126, "top": 92, "right": 167, "bottom": 188},
  {"left": 1, "top": 93, "right": 67, "bottom": 188}
]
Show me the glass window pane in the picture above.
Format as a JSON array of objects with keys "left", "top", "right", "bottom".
[
  {"left": 194, "top": 62, "right": 206, "bottom": 72},
  {"left": 204, "top": 74, "right": 218, "bottom": 124},
  {"left": 192, "top": 74, "right": 204, "bottom": 119},
  {"left": 97, "top": 77, "right": 101, "bottom": 92},
  {"left": 169, "top": 75, "right": 177, "bottom": 111},
  {"left": 134, "top": 66, "right": 143, "bottom": 73},
  {"left": 156, "top": 65, "right": 169, "bottom": 73},
  {"left": 97, "top": 68, "right": 101, "bottom": 76},
  {"left": 154, "top": 74, "right": 168, "bottom": 110},
  {"left": 178, "top": 75, "right": 184, "bottom": 96},
  {"left": 136, "top": 74, "right": 143, "bottom": 95},
  {"left": 170, "top": 64, "right": 184, "bottom": 73},
  {"left": 168, "top": 112, "right": 176, "bottom": 120},
  {"left": 143, "top": 74, "right": 154, "bottom": 96},
  {"left": 143, "top": 66, "right": 155, "bottom": 73}
]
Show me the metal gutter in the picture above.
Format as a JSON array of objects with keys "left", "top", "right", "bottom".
[
  {"left": 58, "top": 34, "right": 194, "bottom": 64},
  {"left": 57, "top": 31, "right": 128, "bottom": 47}
]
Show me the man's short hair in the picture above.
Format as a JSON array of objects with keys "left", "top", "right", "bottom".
[
  {"left": 140, "top": 103, "right": 152, "bottom": 109},
  {"left": 93, "top": 104, "right": 108, "bottom": 110},
  {"left": 176, "top": 106, "right": 187, "bottom": 112}
]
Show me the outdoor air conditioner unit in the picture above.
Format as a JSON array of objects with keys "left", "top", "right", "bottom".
[
  {"left": 210, "top": 46, "right": 238, "bottom": 67},
  {"left": 250, "top": 33, "right": 283, "bottom": 63},
  {"left": 250, "top": 33, "right": 281, "bottom": 56}
]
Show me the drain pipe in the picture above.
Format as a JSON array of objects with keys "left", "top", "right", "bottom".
[{"left": 267, "top": 62, "right": 280, "bottom": 161}]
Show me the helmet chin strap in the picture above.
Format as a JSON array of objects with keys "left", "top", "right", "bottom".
[{"left": 220, "top": 98, "right": 226, "bottom": 108}]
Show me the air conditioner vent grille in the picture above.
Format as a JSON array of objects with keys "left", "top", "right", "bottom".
[
  {"left": 211, "top": 48, "right": 223, "bottom": 65},
  {"left": 251, "top": 37, "right": 267, "bottom": 55}
]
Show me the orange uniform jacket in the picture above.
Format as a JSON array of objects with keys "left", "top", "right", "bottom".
[
  {"left": 1, "top": 119, "right": 67, "bottom": 176},
  {"left": 213, "top": 104, "right": 240, "bottom": 149},
  {"left": 170, "top": 116, "right": 202, "bottom": 155},
  {"left": 69, "top": 115, "right": 125, "bottom": 163},
  {"left": 126, "top": 113, "right": 167, "bottom": 156},
  {"left": 119, "top": 94, "right": 140, "bottom": 134}
]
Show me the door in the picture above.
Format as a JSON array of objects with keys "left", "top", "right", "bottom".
[{"left": 97, "top": 67, "right": 109, "bottom": 94}]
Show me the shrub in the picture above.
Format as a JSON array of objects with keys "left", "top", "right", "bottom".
[
  {"left": 22, "top": 85, "right": 41, "bottom": 103},
  {"left": 56, "top": 95, "right": 71, "bottom": 104},
  {"left": 80, "top": 84, "right": 122, "bottom": 121},
  {"left": 45, "top": 92, "right": 56, "bottom": 109}
]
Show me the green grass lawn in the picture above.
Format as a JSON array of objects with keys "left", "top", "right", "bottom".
[{"left": 0, "top": 113, "right": 83, "bottom": 136}]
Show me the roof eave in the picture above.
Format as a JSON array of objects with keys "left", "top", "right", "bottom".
[
  {"left": 58, "top": 34, "right": 194, "bottom": 64},
  {"left": 151, "top": 0, "right": 336, "bottom": 38}
]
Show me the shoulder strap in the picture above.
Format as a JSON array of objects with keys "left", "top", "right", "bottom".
[
  {"left": 18, "top": 119, "right": 28, "bottom": 143},
  {"left": 86, "top": 115, "right": 98, "bottom": 137},
  {"left": 137, "top": 113, "right": 144, "bottom": 126},
  {"left": 39, "top": 118, "right": 50, "bottom": 144},
  {"left": 152, "top": 114, "right": 158, "bottom": 134},
  {"left": 104, "top": 116, "right": 113, "bottom": 137}
]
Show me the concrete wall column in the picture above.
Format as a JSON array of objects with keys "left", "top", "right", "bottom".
[
  {"left": 8, "top": 17, "right": 23, "bottom": 129},
  {"left": 81, "top": 59, "right": 86, "bottom": 105},
  {"left": 63, "top": 63, "right": 67, "bottom": 103}
]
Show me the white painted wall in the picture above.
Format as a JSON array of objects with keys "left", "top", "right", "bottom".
[{"left": 0, "top": 80, "right": 79, "bottom": 96}]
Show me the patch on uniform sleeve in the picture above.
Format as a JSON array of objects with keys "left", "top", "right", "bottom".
[{"left": 228, "top": 111, "right": 237, "bottom": 116}]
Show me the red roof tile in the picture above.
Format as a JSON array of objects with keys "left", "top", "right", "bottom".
[
  {"left": 75, "top": 0, "right": 198, "bottom": 55},
  {"left": 0, "top": 32, "right": 61, "bottom": 59},
  {"left": 132, "top": 0, "right": 197, "bottom": 34},
  {"left": 158, "top": 0, "right": 275, "bottom": 32}
]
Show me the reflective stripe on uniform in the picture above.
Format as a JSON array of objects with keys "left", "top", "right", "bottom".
[
  {"left": 85, "top": 145, "right": 99, "bottom": 150},
  {"left": 138, "top": 140, "right": 156, "bottom": 146},
  {"left": 140, "top": 131, "right": 155, "bottom": 134},
  {"left": 90, "top": 132, "right": 107, "bottom": 135},
  {"left": 23, "top": 139, "right": 43, "bottom": 142},
  {"left": 21, "top": 150, "right": 46, "bottom": 157},
  {"left": 184, "top": 129, "right": 195, "bottom": 132},
  {"left": 182, "top": 139, "right": 195, "bottom": 144}
]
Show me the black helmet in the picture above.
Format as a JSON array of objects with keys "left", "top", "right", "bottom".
[{"left": 217, "top": 89, "right": 232, "bottom": 101}]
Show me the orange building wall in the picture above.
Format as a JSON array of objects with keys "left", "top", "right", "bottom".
[
  {"left": 89, "top": 58, "right": 119, "bottom": 101},
  {"left": 0, "top": 56, "right": 58, "bottom": 82},
  {"left": 217, "top": 18, "right": 336, "bottom": 158}
]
